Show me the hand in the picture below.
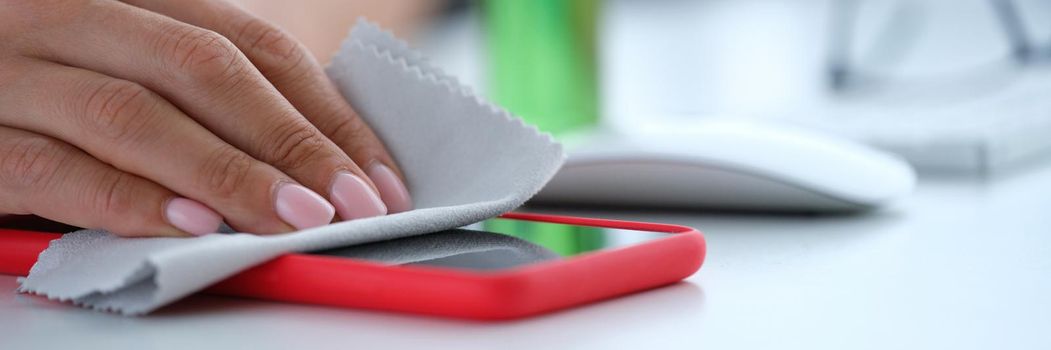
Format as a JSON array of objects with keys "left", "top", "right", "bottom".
[{"left": 0, "top": 0, "right": 413, "bottom": 237}]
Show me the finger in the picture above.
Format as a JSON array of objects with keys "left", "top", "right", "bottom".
[
  {"left": 124, "top": 0, "right": 414, "bottom": 213},
  {"left": 0, "top": 59, "right": 333, "bottom": 233},
  {"left": 24, "top": 0, "right": 387, "bottom": 220},
  {"left": 0, "top": 126, "right": 221, "bottom": 237}
]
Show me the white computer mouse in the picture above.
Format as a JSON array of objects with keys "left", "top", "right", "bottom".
[{"left": 531, "top": 119, "right": 916, "bottom": 212}]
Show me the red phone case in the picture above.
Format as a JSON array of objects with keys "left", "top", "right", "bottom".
[{"left": 0, "top": 212, "right": 705, "bottom": 320}]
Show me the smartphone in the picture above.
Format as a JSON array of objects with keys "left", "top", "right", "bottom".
[{"left": 0, "top": 213, "right": 706, "bottom": 320}]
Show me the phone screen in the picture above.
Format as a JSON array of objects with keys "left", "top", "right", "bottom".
[{"left": 311, "top": 218, "right": 670, "bottom": 271}]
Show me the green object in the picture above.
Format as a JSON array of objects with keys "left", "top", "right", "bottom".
[
  {"left": 483, "top": 0, "right": 600, "bottom": 136},
  {"left": 482, "top": 1, "right": 602, "bottom": 252},
  {"left": 484, "top": 218, "right": 606, "bottom": 256}
]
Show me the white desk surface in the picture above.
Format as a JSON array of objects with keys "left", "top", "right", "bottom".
[{"left": 3, "top": 163, "right": 1050, "bottom": 350}]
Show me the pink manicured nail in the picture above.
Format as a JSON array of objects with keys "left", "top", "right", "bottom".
[
  {"left": 366, "top": 162, "right": 413, "bottom": 213},
  {"left": 275, "top": 183, "right": 335, "bottom": 230},
  {"left": 331, "top": 172, "right": 387, "bottom": 220},
  {"left": 165, "top": 198, "right": 222, "bottom": 236}
]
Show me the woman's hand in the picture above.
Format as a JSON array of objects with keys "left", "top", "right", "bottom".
[{"left": 0, "top": 0, "right": 412, "bottom": 237}]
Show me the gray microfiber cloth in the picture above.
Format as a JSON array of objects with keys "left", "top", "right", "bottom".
[
  {"left": 317, "top": 228, "right": 561, "bottom": 269},
  {"left": 16, "top": 20, "right": 565, "bottom": 315}
]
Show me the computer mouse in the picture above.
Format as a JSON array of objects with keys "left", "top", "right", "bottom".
[{"left": 531, "top": 119, "right": 916, "bottom": 212}]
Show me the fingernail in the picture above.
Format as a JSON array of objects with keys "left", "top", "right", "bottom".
[
  {"left": 165, "top": 198, "right": 222, "bottom": 236},
  {"left": 366, "top": 162, "right": 413, "bottom": 213},
  {"left": 275, "top": 183, "right": 335, "bottom": 230},
  {"left": 330, "top": 171, "right": 387, "bottom": 220}
]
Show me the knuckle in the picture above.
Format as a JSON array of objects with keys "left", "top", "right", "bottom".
[
  {"left": 0, "top": 136, "right": 70, "bottom": 190},
  {"left": 325, "top": 114, "right": 369, "bottom": 147},
  {"left": 235, "top": 17, "right": 312, "bottom": 83},
  {"left": 264, "top": 120, "right": 329, "bottom": 171},
  {"left": 198, "top": 147, "right": 255, "bottom": 198},
  {"left": 94, "top": 171, "right": 137, "bottom": 218},
  {"left": 238, "top": 17, "right": 306, "bottom": 68},
  {"left": 162, "top": 26, "right": 245, "bottom": 86},
  {"left": 79, "top": 80, "right": 158, "bottom": 144}
]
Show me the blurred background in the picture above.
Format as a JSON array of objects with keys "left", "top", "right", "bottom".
[{"left": 235, "top": 0, "right": 1051, "bottom": 176}]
